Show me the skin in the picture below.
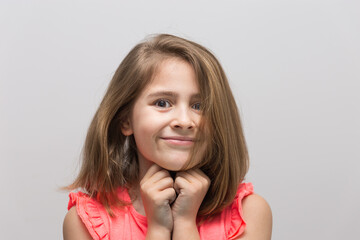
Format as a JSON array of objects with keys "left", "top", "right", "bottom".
[
  {"left": 122, "top": 58, "right": 210, "bottom": 239},
  {"left": 63, "top": 58, "right": 273, "bottom": 239},
  {"left": 63, "top": 207, "right": 92, "bottom": 240},
  {"left": 122, "top": 58, "right": 206, "bottom": 172}
]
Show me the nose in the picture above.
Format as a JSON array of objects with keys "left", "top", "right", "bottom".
[{"left": 170, "top": 106, "right": 195, "bottom": 130}]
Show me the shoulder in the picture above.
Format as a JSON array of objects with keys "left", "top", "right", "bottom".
[
  {"left": 237, "top": 193, "right": 273, "bottom": 240},
  {"left": 63, "top": 206, "right": 92, "bottom": 240}
]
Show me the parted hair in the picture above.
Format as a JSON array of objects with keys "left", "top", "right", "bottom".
[{"left": 66, "top": 34, "right": 249, "bottom": 217}]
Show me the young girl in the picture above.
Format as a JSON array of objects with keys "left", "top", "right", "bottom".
[{"left": 63, "top": 34, "right": 272, "bottom": 240}]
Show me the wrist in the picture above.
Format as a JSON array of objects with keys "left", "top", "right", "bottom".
[
  {"left": 173, "top": 218, "right": 199, "bottom": 239},
  {"left": 173, "top": 214, "right": 197, "bottom": 227},
  {"left": 174, "top": 217, "right": 196, "bottom": 227},
  {"left": 146, "top": 225, "right": 171, "bottom": 240},
  {"left": 173, "top": 218, "right": 199, "bottom": 240}
]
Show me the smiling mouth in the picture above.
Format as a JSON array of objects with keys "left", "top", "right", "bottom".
[{"left": 160, "top": 137, "right": 195, "bottom": 146}]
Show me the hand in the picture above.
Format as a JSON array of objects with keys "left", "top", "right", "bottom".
[
  {"left": 140, "top": 164, "right": 176, "bottom": 237},
  {"left": 171, "top": 169, "right": 211, "bottom": 224}
]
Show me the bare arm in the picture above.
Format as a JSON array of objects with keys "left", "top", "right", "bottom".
[
  {"left": 236, "top": 194, "right": 273, "bottom": 240},
  {"left": 63, "top": 206, "right": 93, "bottom": 240}
]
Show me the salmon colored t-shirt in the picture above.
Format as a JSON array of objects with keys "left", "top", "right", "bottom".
[{"left": 67, "top": 182, "right": 253, "bottom": 240}]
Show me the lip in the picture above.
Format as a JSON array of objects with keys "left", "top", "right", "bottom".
[{"left": 160, "top": 136, "right": 196, "bottom": 146}]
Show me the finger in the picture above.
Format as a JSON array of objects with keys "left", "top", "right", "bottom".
[
  {"left": 190, "top": 169, "right": 211, "bottom": 185},
  {"left": 141, "top": 166, "right": 171, "bottom": 187},
  {"left": 173, "top": 174, "right": 189, "bottom": 194},
  {"left": 153, "top": 176, "right": 174, "bottom": 191},
  {"left": 162, "top": 188, "right": 177, "bottom": 204},
  {"left": 174, "top": 170, "right": 210, "bottom": 194},
  {"left": 179, "top": 169, "right": 210, "bottom": 186},
  {"left": 141, "top": 164, "right": 162, "bottom": 183},
  {"left": 175, "top": 171, "right": 197, "bottom": 184},
  {"left": 145, "top": 169, "right": 171, "bottom": 186}
]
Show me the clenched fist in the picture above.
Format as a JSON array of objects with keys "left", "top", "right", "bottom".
[{"left": 140, "top": 165, "right": 210, "bottom": 240}]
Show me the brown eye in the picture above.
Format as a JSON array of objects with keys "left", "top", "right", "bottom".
[{"left": 155, "top": 99, "right": 171, "bottom": 108}]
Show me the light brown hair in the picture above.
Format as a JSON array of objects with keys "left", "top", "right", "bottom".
[{"left": 66, "top": 34, "right": 249, "bottom": 217}]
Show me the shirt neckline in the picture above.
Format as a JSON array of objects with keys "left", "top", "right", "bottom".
[{"left": 118, "top": 187, "right": 148, "bottom": 224}]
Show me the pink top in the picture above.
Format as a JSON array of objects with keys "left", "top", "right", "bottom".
[{"left": 67, "top": 182, "right": 253, "bottom": 240}]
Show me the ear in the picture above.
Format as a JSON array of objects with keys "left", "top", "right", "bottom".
[{"left": 120, "top": 118, "right": 133, "bottom": 136}]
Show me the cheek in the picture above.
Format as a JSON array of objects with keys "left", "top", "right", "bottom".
[
  {"left": 131, "top": 114, "right": 163, "bottom": 148},
  {"left": 132, "top": 126, "right": 154, "bottom": 160},
  {"left": 132, "top": 122, "right": 154, "bottom": 144}
]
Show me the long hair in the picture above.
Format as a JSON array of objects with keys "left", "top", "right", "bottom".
[{"left": 66, "top": 34, "right": 249, "bottom": 217}]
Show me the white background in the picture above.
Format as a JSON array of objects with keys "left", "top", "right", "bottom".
[{"left": 1, "top": 0, "right": 359, "bottom": 239}]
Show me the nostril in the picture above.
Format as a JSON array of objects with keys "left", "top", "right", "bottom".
[
  {"left": 171, "top": 120, "right": 195, "bottom": 129},
  {"left": 174, "top": 124, "right": 194, "bottom": 129}
]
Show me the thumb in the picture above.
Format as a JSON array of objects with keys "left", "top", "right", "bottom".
[
  {"left": 169, "top": 190, "right": 177, "bottom": 205},
  {"left": 174, "top": 172, "right": 186, "bottom": 195}
]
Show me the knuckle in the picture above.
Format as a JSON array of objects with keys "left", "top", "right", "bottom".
[
  {"left": 140, "top": 184, "right": 151, "bottom": 195},
  {"left": 165, "top": 176, "right": 174, "bottom": 184},
  {"left": 203, "top": 176, "right": 211, "bottom": 185}
]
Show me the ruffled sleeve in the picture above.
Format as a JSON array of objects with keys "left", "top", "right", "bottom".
[
  {"left": 68, "top": 192, "right": 110, "bottom": 240},
  {"left": 226, "top": 182, "right": 254, "bottom": 240}
]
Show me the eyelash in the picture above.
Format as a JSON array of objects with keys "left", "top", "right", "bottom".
[
  {"left": 192, "top": 103, "right": 201, "bottom": 110},
  {"left": 154, "top": 99, "right": 172, "bottom": 108},
  {"left": 153, "top": 99, "right": 201, "bottom": 110}
]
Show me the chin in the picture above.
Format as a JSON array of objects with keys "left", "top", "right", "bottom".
[
  {"left": 154, "top": 153, "right": 190, "bottom": 171},
  {"left": 158, "top": 160, "right": 188, "bottom": 172},
  {"left": 160, "top": 164, "right": 184, "bottom": 172}
]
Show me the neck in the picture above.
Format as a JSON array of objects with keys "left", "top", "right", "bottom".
[{"left": 128, "top": 153, "right": 153, "bottom": 216}]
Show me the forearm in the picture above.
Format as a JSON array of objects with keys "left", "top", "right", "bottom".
[{"left": 172, "top": 219, "right": 200, "bottom": 240}]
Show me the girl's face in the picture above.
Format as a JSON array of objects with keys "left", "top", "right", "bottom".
[{"left": 121, "top": 58, "right": 205, "bottom": 171}]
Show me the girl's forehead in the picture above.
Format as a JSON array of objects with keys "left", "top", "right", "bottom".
[
  {"left": 154, "top": 58, "right": 194, "bottom": 77},
  {"left": 141, "top": 58, "right": 199, "bottom": 94}
]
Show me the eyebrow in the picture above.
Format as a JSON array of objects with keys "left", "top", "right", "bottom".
[{"left": 147, "top": 91, "right": 201, "bottom": 99}]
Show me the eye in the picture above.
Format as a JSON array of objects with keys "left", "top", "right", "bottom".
[
  {"left": 154, "top": 99, "right": 171, "bottom": 108},
  {"left": 192, "top": 102, "right": 201, "bottom": 110}
]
